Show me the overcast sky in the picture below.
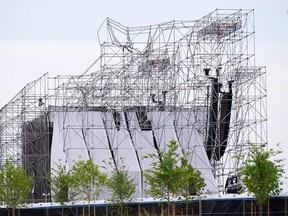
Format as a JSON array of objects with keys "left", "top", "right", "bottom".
[{"left": 0, "top": 0, "right": 288, "bottom": 189}]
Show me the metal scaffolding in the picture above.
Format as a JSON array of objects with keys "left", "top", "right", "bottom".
[{"left": 0, "top": 9, "right": 267, "bottom": 202}]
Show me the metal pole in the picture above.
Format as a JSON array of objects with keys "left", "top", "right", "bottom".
[
  {"left": 285, "top": 197, "right": 287, "bottom": 216},
  {"left": 199, "top": 199, "right": 202, "bottom": 216},
  {"left": 242, "top": 199, "right": 245, "bottom": 216},
  {"left": 42, "top": 193, "right": 50, "bottom": 216}
]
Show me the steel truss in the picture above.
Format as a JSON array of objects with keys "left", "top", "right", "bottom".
[{"left": 0, "top": 9, "right": 267, "bottom": 201}]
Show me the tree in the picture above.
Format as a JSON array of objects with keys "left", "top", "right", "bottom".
[
  {"left": 144, "top": 140, "right": 183, "bottom": 216},
  {"left": 106, "top": 158, "right": 136, "bottom": 216},
  {"left": 69, "top": 159, "right": 107, "bottom": 215},
  {"left": 179, "top": 157, "right": 205, "bottom": 215},
  {"left": 180, "top": 158, "right": 205, "bottom": 197},
  {"left": 0, "top": 159, "right": 34, "bottom": 216},
  {"left": 50, "top": 164, "right": 71, "bottom": 204},
  {"left": 239, "top": 144, "right": 285, "bottom": 216}
]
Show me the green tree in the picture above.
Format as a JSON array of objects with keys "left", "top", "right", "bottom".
[
  {"left": 106, "top": 158, "right": 136, "bottom": 216},
  {"left": 50, "top": 164, "right": 71, "bottom": 204},
  {"left": 0, "top": 159, "right": 34, "bottom": 216},
  {"left": 144, "top": 140, "right": 183, "bottom": 216},
  {"left": 180, "top": 158, "right": 205, "bottom": 197},
  {"left": 179, "top": 157, "right": 205, "bottom": 215},
  {"left": 239, "top": 144, "right": 285, "bottom": 216},
  {"left": 69, "top": 159, "right": 107, "bottom": 215}
]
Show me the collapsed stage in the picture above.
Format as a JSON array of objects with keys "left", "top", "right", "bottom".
[{"left": 0, "top": 9, "right": 267, "bottom": 202}]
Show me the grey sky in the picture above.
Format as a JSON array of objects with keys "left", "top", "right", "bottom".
[{"left": 0, "top": 0, "right": 288, "bottom": 189}]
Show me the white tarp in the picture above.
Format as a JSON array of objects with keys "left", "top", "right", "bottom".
[
  {"left": 126, "top": 111, "right": 156, "bottom": 197},
  {"left": 50, "top": 110, "right": 218, "bottom": 199},
  {"left": 103, "top": 112, "right": 142, "bottom": 197},
  {"left": 175, "top": 111, "right": 218, "bottom": 193},
  {"left": 149, "top": 111, "right": 180, "bottom": 150}
]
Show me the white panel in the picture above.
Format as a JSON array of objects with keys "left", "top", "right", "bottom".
[
  {"left": 175, "top": 111, "right": 200, "bottom": 150},
  {"left": 63, "top": 112, "right": 89, "bottom": 170},
  {"left": 82, "top": 111, "right": 114, "bottom": 199},
  {"left": 50, "top": 112, "right": 66, "bottom": 171},
  {"left": 104, "top": 112, "right": 141, "bottom": 197},
  {"left": 175, "top": 111, "right": 218, "bottom": 193},
  {"left": 84, "top": 111, "right": 112, "bottom": 171},
  {"left": 51, "top": 110, "right": 217, "bottom": 199},
  {"left": 149, "top": 111, "right": 180, "bottom": 150},
  {"left": 191, "top": 106, "right": 208, "bottom": 143},
  {"left": 51, "top": 111, "right": 113, "bottom": 200},
  {"left": 126, "top": 111, "right": 156, "bottom": 197},
  {"left": 127, "top": 112, "right": 155, "bottom": 168}
]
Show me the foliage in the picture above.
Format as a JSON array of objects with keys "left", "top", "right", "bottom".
[
  {"left": 144, "top": 140, "right": 206, "bottom": 215},
  {"left": 240, "top": 144, "right": 285, "bottom": 205},
  {"left": 0, "top": 159, "right": 34, "bottom": 209},
  {"left": 50, "top": 164, "right": 71, "bottom": 204},
  {"left": 180, "top": 157, "right": 205, "bottom": 198},
  {"left": 144, "top": 140, "right": 183, "bottom": 204},
  {"left": 106, "top": 158, "right": 136, "bottom": 215},
  {"left": 69, "top": 159, "right": 107, "bottom": 201}
]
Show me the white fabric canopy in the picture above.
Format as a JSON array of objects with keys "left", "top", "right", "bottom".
[{"left": 50, "top": 110, "right": 218, "bottom": 199}]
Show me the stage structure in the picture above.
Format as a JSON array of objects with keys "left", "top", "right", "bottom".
[{"left": 0, "top": 9, "right": 267, "bottom": 202}]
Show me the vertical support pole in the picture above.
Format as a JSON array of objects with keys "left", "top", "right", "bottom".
[
  {"left": 242, "top": 199, "right": 245, "bottom": 216},
  {"left": 199, "top": 199, "right": 202, "bottom": 216},
  {"left": 138, "top": 203, "right": 140, "bottom": 216},
  {"left": 251, "top": 200, "right": 253, "bottom": 216},
  {"left": 267, "top": 197, "right": 270, "bottom": 216},
  {"left": 76, "top": 206, "right": 79, "bottom": 216},
  {"left": 285, "top": 197, "right": 287, "bottom": 216}
]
